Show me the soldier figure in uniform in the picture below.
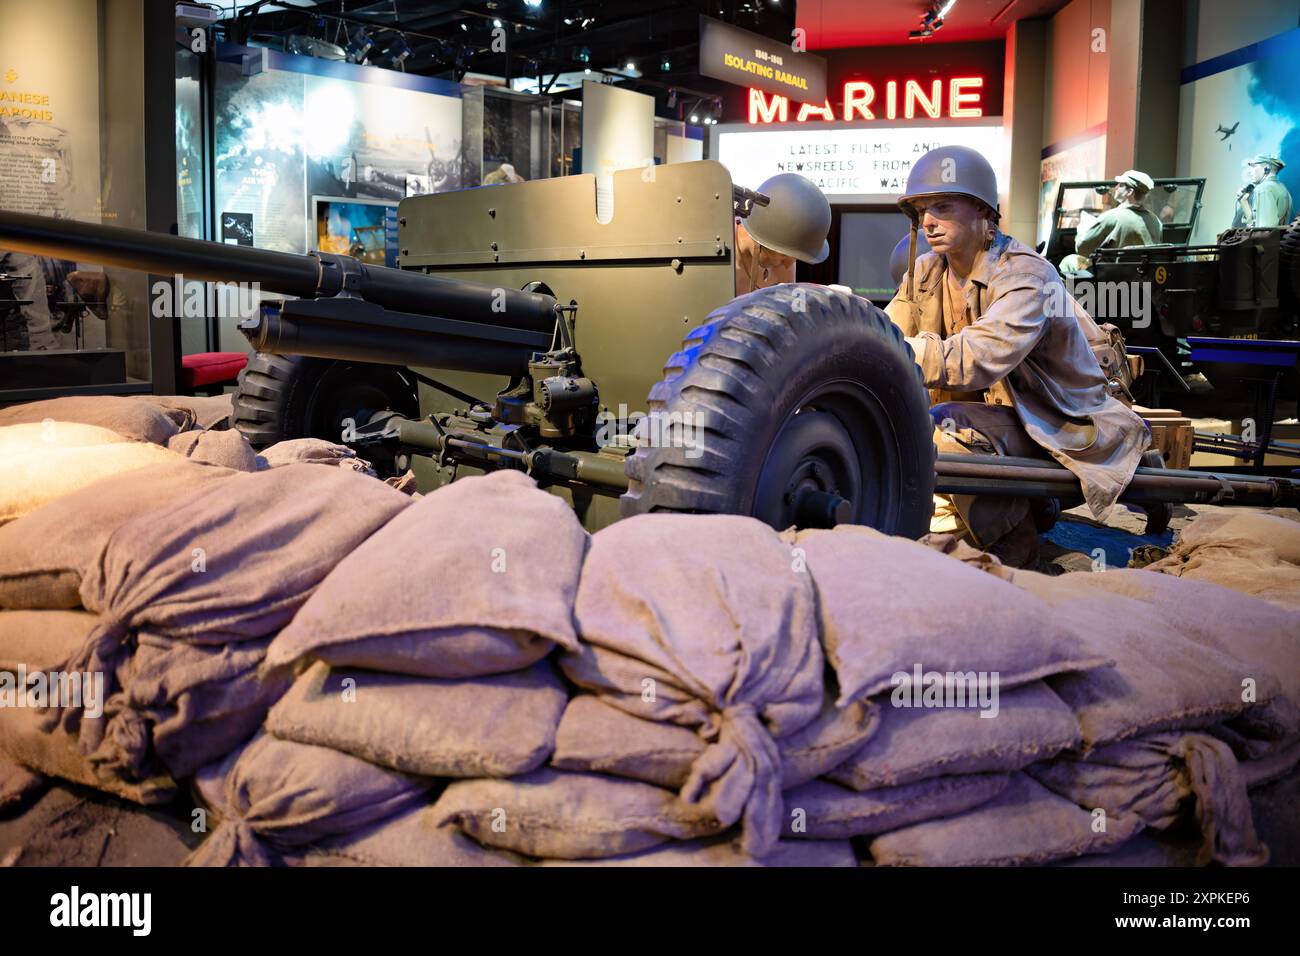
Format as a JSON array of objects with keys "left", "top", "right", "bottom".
[
  {"left": 734, "top": 173, "right": 831, "bottom": 295},
  {"left": 1074, "top": 169, "right": 1163, "bottom": 259},
  {"left": 1238, "top": 155, "right": 1292, "bottom": 228},
  {"left": 885, "top": 145, "right": 1152, "bottom": 567}
]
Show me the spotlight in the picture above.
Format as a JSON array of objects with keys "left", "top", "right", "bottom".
[
  {"left": 577, "top": 47, "right": 591, "bottom": 63},
  {"left": 460, "top": 23, "right": 468, "bottom": 31},
  {"left": 383, "top": 34, "right": 412, "bottom": 70},
  {"left": 689, "top": 113, "right": 699, "bottom": 123},
  {"left": 583, "top": 68, "right": 591, "bottom": 74},
  {"left": 493, "top": 18, "right": 503, "bottom": 28},
  {"left": 524, "top": 0, "right": 544, "bottom": 8},
  {"left": 625, "top": 61, "right": 635, "bottom": 72},
  {"left": 345, "top": 26, "right": 374, "bottom": 63},
  {"left": 660, "top": 56, "right": 671, "bottom": 72}
]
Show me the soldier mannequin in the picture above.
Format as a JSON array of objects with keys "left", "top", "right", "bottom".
[
  {"left": 1074, "top": 169, "right": 1163, "bottom": 259},
  {"left": 734, "top": 173, "right": 831, "bottom": 295},
  {"left": 886, "top": 145, "right": 1151, "bottom": 567},
  {"left": 1238, "top": 155, "right": 1292, "bottom": 228}
]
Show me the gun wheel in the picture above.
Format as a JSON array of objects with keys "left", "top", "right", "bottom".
[
  {"left": 620, "top": 283, "right": 936, "bottom": 536},
  {"left": 230, "top": 352, "right": 418, "bottom": 473}
]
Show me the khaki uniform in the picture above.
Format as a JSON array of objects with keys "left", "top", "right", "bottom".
[
  {"left": 886, "top": 232, "right": 1150, "bottom": 554},
  {"left": 1248, "top": 177, "right": 1293, "bottom": 228},
  {"left": 1075, "top": 203, "right": 1163, "bottom": 257}
]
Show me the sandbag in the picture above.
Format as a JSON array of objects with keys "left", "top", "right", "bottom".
[
  {"left": 166, "top": 430, "right": 259, "bottom": 472},
  {"left": 826, "top": 681, "right": 1081, "bottom": 790},
  {"left": 256, "top": 438, "right": 375, "bottom": 474},
  {"left": 91, "top": 632, "right": 292, "bottom": 783},
  {"left": 265, "top": 471, "right": 586, "bottom": 678},
  {"left": 791, "top": 526, "right": 1109, "bottom": 704},
  {"left": 0, "top": 608, "right": 99, "bottom": 672},
  {"left": 0, "top": 396, "right": 187, "bottom": 444},
  {"left": 267, "top": 660, "right": 566, "bottom": 778},
  {"left": 562, "top": 513, "right": 825, "bottom": 856},
  {"left": 869, "top": 773, "right": 1144, "bottom": 866},
  {"left": 783, "top": 773, "right": 1011, "bottom": 840},
  {"left": 294, "top": 803, "right": 526, "bottom": 867},
  {"left": 552, "top": 694, "right": 879, "bottom": 791},
  {"left": 0, "top": 422, "right": 184, "bottom": 526},
  {"left": 432, "top": 768, "right": 726, "bottom": 860},
  {"left": 44, "top": 464, "right": 411, "bottom": 749},
  {"left": 0, "top": 753, "right": 45, "bottom": 811},
  {"left": 1028, "top": 732, "right": 1269, "bottom": 866},
  {"left": 0, "top": 701, "right": 175, "bottom": 806},
  {"left": 134, "top": 393, "right": 233, "bottom": 431},
  {"left": 539, "top": 835, "right": 857, "bottom": 867},
  {"left": 186, "top": 732, "right": 431, "bottom": 867},
  {"left": 1008, "top": 571, "right": 1286, "bottom": 747},
  {"left": 0, "top": 460, "right": 237, "bottom": 610}
]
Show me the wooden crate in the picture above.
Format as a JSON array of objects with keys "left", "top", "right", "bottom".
[{"left": 1135, "top": 406, "right": 1193, "bottom": 469}]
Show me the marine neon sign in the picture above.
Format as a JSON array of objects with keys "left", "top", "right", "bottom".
[{"left": 748, "top": 77, "right": 985, "bottom": 124}]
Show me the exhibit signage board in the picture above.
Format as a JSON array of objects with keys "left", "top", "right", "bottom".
[
  {"left": 714, "top": 121, "right": 1005, "bottom": 204},
  {"left": 699, "top": 15, "right": 827, "bottom": 104}
]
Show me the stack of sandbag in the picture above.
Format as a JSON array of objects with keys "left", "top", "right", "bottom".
[
  {"left": 773, "top": 525, "right": 1150, "bottom": 865},
  {"left": 1144, "top": 508, "right": 1300, "bottom": 611},
  {"left": 900, "top": 534, "right": 1300, "bottom": 866},
  {"left": 0, "top": 461, "right": 409, "bottom": 806},
  {"left": 186, "top": 471, "right": 586, "bottom": 866},
  {"left": 132, "top": 393, "right": 234, "bottom": 432},
  {"left": 0, "top": 395, "right": 191, "bottom": 445}
]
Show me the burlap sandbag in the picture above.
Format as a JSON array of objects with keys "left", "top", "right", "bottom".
[
  {"left": 432, "top": 768, "right": 727, "bottom": 860},
  {"left": 265, "top": 471, "right": 585, "bottom": 679},
  {"left": 791, "top": 525, "right": 1110, "bottom": 704},
  {"left": 538, "top": 834, "right": 857, "bottom": 867},
  {"left": 783, "top": 773, "right": 1011, "bottom": 840},
  {"left": 186, "top": 732, "right": 431, "bottom": 867},
  {"left": 0, "top": 460, "right": 237, "bottom": 610},
  {"left": 0, "top": 396, "right": 187, "bottom": 444},
  {"left": 90, "top": 631, "right": 292, "bottom": 783},
  {"left": 1028, "top": 732, "right": 1268, "bottom": 866},
  {"left": 0, "top": 422, "right": 185, "bottom": 526},
  {"left": 294, "top": 803, "right": 526, "bottom": 867},
  {"left": 256, "top": 437, "right": 375, "bottom": 474},
  {"left": 165, "top": 430, "right": 259, "bottom": 472},
  {"left": 0, "top": 703, "right": 175, "bottom": 806},
  {"left": 0, "top": 608, "right": 99, "bottom": 671},
  {"left": 134, "top": 393, "right": 233, "bottom": 431},
  {"left": 869, "top": 773, "right": 1144, "bottom": 866},
  {"left": 1007, "top": 570, "right": 1287, "bottom": 748},
  {"left": 562, "top": 513, "right": 825, "bottom": 857},
  {"left": 827, "top": 681, "right": 1081, "bottom": 790},
  {"left": 43, "top": 464, "right": 411, "bottom": 749},
  {"left": 1056, "top": 832, "right": 1203, "bottom": 867},
  {"left": 267, "top": 660, "right": 567, "bottom": 778},
  {"left": 552, "top": 694, "right": 879, "bottom": 791},
  {"left": 0, "top": 753, "right": 46, "bottom": 811}
]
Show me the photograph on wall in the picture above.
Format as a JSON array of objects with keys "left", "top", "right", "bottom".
[
  {"left": 1037, "top": 129, "right": 1106, "bottom": 246},
  {"left": 1178, "top": 28, "right": 1300, "bottom": 242},
  {"left": 313, "top": 196, "right": 398, "bottom": 267}
]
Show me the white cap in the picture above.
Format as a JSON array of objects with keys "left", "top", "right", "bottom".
[{"left": 1115, "top": 170, "right": 1155, "bottom": 192}]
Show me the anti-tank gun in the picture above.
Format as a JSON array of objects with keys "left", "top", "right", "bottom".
[{"left": 3, "top": 161, "right": 1297, "bottom": 535}]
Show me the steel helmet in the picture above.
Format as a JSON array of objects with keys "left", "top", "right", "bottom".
[
  {"left": 743, "top": 173, "right": 831, "bottom": 264},
  {"left": 897, "top": 145, "right": 1000, "bottom": 220},
  {"left": 889, "top": 231, "right": 930, "bottom": 286}
]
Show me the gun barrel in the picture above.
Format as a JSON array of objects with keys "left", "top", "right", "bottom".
[{"left": 0, "top": 210, "right": 558, "bottom": 334}]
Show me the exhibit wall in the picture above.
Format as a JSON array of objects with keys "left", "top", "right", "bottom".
[
  {"left": 0, "top": 0, "right": 152, "bottom": 385},
  {"left": 210, "top": 45, "right": 463, "bottom": 348},
  {"left": 1177, "top": 2, "right": 1300, "bottom": 242}
]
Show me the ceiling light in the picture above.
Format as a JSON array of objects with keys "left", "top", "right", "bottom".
[
  {"left": 493, "top": 19, "right": 503, "bottom": 28},
  {"left": 690, "top": 113, "right": 699, "bottom": 123}
]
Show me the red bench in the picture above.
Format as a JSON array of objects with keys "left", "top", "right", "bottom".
[{"left": 181, "top": 352, "right": 248, "bottom": 395}]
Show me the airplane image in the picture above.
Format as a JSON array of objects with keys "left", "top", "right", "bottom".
[{"left": 1217, "top": 121, "right": 1240, "bottom": 141}]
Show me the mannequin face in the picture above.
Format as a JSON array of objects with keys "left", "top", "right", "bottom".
[
  {"left": 1247, "top": 163, "right": 1271, "bottom": 184},
  {"left": 912, "top": 195, "right": 987, "bottom": 261},
  {"left": 734, "top": 220, "right": 797, "bottom": 295}
]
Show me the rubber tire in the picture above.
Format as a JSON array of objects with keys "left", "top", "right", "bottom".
[
  {"left": 1280, "top": 216, "right": 1300, "bottom": 318},
  {"left": 230, "top": 352, "right": 419, "bottom": 453},
  {"left": 620, "top": 283, "right": 936, "bottom": 537}
]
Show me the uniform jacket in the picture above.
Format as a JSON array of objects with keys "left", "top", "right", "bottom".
[
  {"left": 1249, "top": 177, "right": 1293, "bottom": 228},
  {"left": 1075, "top": 203, "right": 1163, "bottom": 257},
  {"left": 885, "top": 231, "right": 1150, "bottom": 518}
]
